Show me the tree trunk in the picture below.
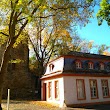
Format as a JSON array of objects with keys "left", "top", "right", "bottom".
[
  {"left": 36, "top": 61, "right": 44, "bottom": 99},
  {"left": 0, "top": 43, "right": 13, "bottom": 109}
]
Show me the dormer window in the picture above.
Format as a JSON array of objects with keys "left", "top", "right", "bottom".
[
  {"left": 49, "top": 64, "right": 54, "bottom": 72},
  {"left": 76, "top": 60, "right": 82, "bottom": 69},
  {"left": 88, "top": 62, "right": 93, "bottom": 69},
  {"left": 106, "top": 62, "right": 110, "bottom": 71},
  {"left": 100, "top": 63, "right": 104, "bottom": 70}
]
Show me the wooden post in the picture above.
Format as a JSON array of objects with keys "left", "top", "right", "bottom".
[{"left": 7, "top": 89, "right": 10, "bottom": 110}]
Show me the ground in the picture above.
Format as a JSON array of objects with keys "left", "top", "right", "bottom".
[
  {"left": 2, "top": 100, "right": 110, "bottom": 110},
  {"left": 2, "top": 100, "right": 62, "bottom": 110}
]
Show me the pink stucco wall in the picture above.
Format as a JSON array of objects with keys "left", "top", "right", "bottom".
[
  {"left": 41, "top": 77, "right": 65, "bottom": 107},
  {"left": 64, "top": 76, "right": 110, "bottom": 105}
]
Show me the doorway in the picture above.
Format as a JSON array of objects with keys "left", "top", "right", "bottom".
[{"left": 43, "top": 83, "right": 46, "bottom": 101}]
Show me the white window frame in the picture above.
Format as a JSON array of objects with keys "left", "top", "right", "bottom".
[
  {"left": 100, "top": 63, "right": 104, "bottom": 70},
  {"left": 49, "top": 64, "right": 54, "bottom": 72},
  {"left": 76, "top": 61, "right": 82, "bottom": 69},
  {"left": 101, "top": 80, "right": 109, "bottom": 98},
  {"left": 90, "top": 79, "right": 98, "bottom": 99},
  {"left": 88, "top": 62, "right": 93, "bottom": 69}
]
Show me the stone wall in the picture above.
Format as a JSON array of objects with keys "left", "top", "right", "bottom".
[{"left": 0, "top": 43, "right": 35, "bottom": 99}]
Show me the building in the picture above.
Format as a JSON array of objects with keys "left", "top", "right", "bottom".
[
  {"left": 41, "top": 52, "right": 110, "bottom": 107},
  {"left": 0, "top": 43, "right": 34, "bottom": 99}
]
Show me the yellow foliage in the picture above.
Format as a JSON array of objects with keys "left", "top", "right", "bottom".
[
  {"left": 13, "top": 31, "right": 28, "bottom": 48},
  {"left": 103, "top": 51, "right": 110, "bottom": 56},
  {"left": 9, "top": 59, "right": 23, "bottom": 63},
  {"left": 55, "top": 30, "right": 71, "bottom": 39}
]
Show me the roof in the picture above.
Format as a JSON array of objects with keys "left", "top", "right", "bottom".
[
  {"left": 68, "top": 51, "right": 110, "bottom": 60},
  {"left": 63, "top": 51, "right": 110, "bottom": 74}
]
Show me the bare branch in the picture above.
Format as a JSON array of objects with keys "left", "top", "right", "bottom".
[
  {"left": 17, "top": 12, "right": 22, "bottom": 18},
  {"left": 28, "top": 36, "right": 41, "bottom": 61},
  {"left": 42, "top": 27, "right": 54, "bottom": 53},
  {"left": 17, "top": 17, "right": 26, "bottom": 22},
  {"left": 9, "top": 10, "right": 14, "bottom": 37},
  {"left": 46, "top": 47, "right": 55, "bottom": 64}
]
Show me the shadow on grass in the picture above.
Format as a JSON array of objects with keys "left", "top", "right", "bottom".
[{"left": 2, "top": 98, "right": 40, "bottom": 104}]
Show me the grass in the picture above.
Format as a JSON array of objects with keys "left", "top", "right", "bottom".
[{"left": 2, "top": 100, "right": 61, "bottom": 110}]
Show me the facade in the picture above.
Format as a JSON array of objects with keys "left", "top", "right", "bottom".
[{"left": 41, "top": 52, "right": 110, "bottom": 107}]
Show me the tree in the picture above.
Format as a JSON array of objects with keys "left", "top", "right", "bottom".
[
  {"left": 0, "top": 0, "right": 50, "bottom": 109},
  {"left": 97, "top": 0, "right": 110, "bottom": 25},
  {"left": 0, "top": 0, "right": 96, "bottom": 109},
  {"left": 27, "top": 0, "right": 96, "bottom": 98},
  {"left": 97, "top": 44, "right": 110, "bottom": 54},
  {"left": 28, "top": 22, "right": 73, "bottom": 97},
  {"left": 28, "top": 0, "right": 96, "bottom": 70}
]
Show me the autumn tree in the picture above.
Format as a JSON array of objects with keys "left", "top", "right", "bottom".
[
  {"left": 28, "top": 0, "right": 96, "bottom": 72},
  {"left": 0, "top": 0, "right": 63, "bottom": 109},
  {"left": 0, "top": 0, "right": 96, "bottom": 109},
  {"left": 97, "top": 44, "right": 110, "bottom": 54},
  {"left": 27, "top": 0, "right": 97, "bottom": 97}
]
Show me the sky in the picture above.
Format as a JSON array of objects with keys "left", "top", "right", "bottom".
[{"left": 78, "top": 7, "right": 110, "bottom": 46}]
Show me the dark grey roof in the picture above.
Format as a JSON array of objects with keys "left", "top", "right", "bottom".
[
  {"left": 63, "top": 52, "right": 110, "bottom": 74},
  {"left": 68, "top": 51, "right": 110, "bottom": 60}
]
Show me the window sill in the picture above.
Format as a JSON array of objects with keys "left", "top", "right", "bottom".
[
  {"left": 103, "top": 96, "right": 110, "bottom": 98},
  {"left": 77, "top": 98, "right": 86, "bottom": 100}
]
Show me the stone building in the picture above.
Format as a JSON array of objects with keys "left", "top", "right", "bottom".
[{"left": 0, "top": 43, "right": 35, "bottom": 99}]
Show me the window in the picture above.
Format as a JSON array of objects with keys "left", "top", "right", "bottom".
[
  {"left": 101, "top": 80, "right": 109, "bottom": 97},
  {"left": 88, "top": 62, "right": 93, "bottom": 69},
  {"left": 55, "top": 81, "right": 59, "bottom": 99},
  {"left": 76, "top": 61, "right": 82, "bottom": 69},
  {"left": 49, "top": 64, "right": 54, "bottom": 72},
  {"left": 48, "top": 82, "right": 52, "bottom": 98},
  {"left": 89, "top": 79, "right": 98, "bottom": 99},
  {"left": 107, "top": 62, "right": 110, "bottom": 71},
  {"left": 76, "top": 79, "right": 86, "bottom": 100},
  {"left": 100, "top": 63, "right": 104, "bottom": 70},
  {"left": 11, "top": 59, "right": 16, "bottom": 70}
]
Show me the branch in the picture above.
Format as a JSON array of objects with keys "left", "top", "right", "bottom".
[
  {"left": 42, "top": 27, "right": 54, "bottom": 54},
  {"left": 9, "top": 5, "right": 15, "bottom": 36},
  {"left": 28, "top": 0, "right": 33, "bottom": 5},
  {"left": 11, "top": 1, "right": 13, "bottom": 9},
  {"left": 17, "top": 11, "right": 22, "bottom": 18},
  {"left": 28, "top": 36, "right": 41, "bottom": 61},
  {"left": 46, "top": 46, "right": 55, "bottom": 64},
  {"left": 17, "top": 17, "right": 26, "bottom": 22},
  {"left": 36, "top": 14, "right": 56, "bottom": 19},
  {"left": 0, "top": 32, "right": 9, "bottom": 37},
  {"left": 15, "top": 20, "right": 28, "bottom": 38},
  {"left": 50, "top": 6, "right": 68, "bottom": 11},
  {"left": 15, "top": 0, "right": 19, "bottom": 4}
]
